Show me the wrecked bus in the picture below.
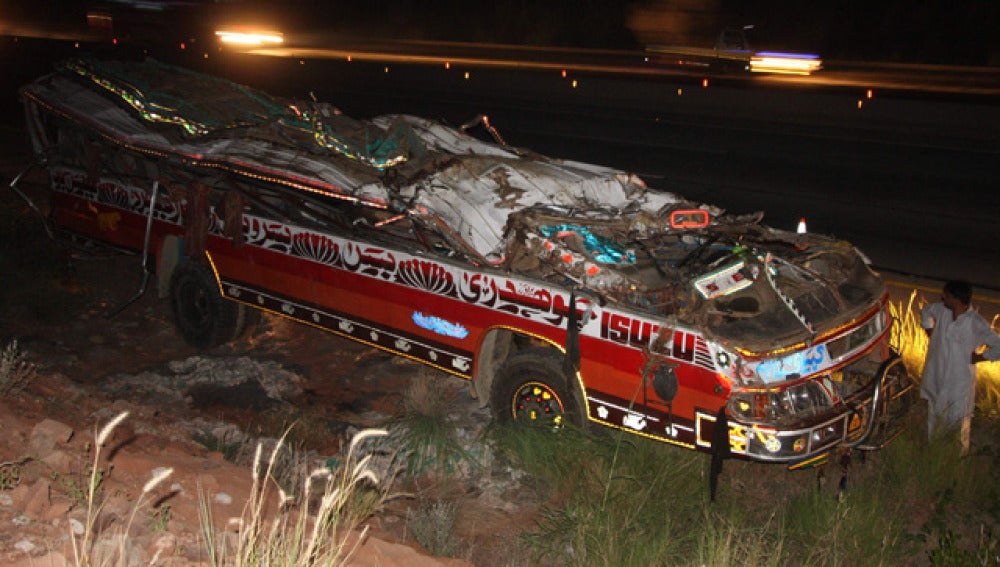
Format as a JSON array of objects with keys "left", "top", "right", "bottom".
[{"left": 16, "top": 58, "right": 913, "bottom": 475}]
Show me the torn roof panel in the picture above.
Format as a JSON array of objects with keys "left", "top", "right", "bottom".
[{"left": 25, "top": 60, "right": 685, "bottom": 260}]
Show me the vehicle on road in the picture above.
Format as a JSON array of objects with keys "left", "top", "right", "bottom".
[
  {"left": 16, "top": 58, "right": 910, "bottom": 479},
  {"left": 646, "top": 26, "right": 823, "bottom": 75}
]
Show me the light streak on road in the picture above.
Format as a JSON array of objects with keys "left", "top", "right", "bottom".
[
  {"left": 244, "top": 46, "right": 672, "bottom": 78},
  {"left": 750, "top": 52, "right": 823, "bottom": 75},
  {"left": 215, "top": 30, "right": 284, "bottom": 46},
  {"left": 0, "top": 23, "right": 106, "bottom": 42}
]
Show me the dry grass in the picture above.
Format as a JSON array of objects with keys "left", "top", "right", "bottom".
[
  {"left": 200, "top": 427, "right": 397, "bottom": 567},
  {"left": 403, "top": 369, "right": 454, "bottom": 419},
  {"left": 71, "top": 411, "right": 175, "bottom": 566},
  {"left": 69, "top": 414, "right": 398, "bottom": 566}
]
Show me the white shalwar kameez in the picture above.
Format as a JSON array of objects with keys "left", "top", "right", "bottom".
[{"left": 920, "top": 302, "right": 1000, "bottom": 435}]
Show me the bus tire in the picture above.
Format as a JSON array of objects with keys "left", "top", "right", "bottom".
[
  {"left": 169, "top": 261, "right": 243, "bottom": 349},
  {"left": 490, "top": 350, "right": 585, "bottom": 429}
]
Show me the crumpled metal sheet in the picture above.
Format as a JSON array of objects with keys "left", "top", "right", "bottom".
[{"left": 21, "top": 68, "right": 683, "bottom": 261}]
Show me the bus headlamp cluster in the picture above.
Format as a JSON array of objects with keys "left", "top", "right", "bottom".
[{"left": 728, "top": 380, "right": 834, "bottom": 426}]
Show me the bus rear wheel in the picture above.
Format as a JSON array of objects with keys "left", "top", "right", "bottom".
[{"left": 169, "top": 261, "right": 249, "bottom": 349}]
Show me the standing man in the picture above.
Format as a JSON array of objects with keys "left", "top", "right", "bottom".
[{"left": 920, "top": 281, "right": 1000, "bottom": 455}]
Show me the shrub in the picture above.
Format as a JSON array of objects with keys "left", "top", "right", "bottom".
[{"left": 407, "top": 499, "right": 461, "bottom": 557}]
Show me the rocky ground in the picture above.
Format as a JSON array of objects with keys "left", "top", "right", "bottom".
[{"left": 0, "top": 161, "right": 540, "bottom": 566}]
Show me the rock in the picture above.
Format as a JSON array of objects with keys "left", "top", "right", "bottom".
[
  {"left": 6, "top": 484, "right": 29, "bottom": 508},
  {"left": 13, "top": 539, "right": 36, "bottom": 553},
  {"left": 40, "top": 449, "right": 75, "bottom": 474},
  {"left": 29, "top": 418, "right": 74, "bottom": 455},
  {"left": 168, "top": 357, "right": 201, "bottom": 374},
  {"left": 106, "top": 356, "right": 305, "bottom": 408},
  {"left": 93, "top": 509, "right": 121, "bottom": 536},
  {"left": 346, "top": 532, "right": 474, "bottom": 567},
  {"left": 42, "top": 498, "right": 73, "bottom": 521},
  {"left": 22, "top": 478, "right": 51, "bottom": 518},
  {"left": 111, "top": 452, "right": 165, "bottom": 482}
]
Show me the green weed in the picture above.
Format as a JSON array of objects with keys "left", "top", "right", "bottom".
[
  {"left": 506, "top": 425, "right": 705, "bottom": 566},
  {"left": 0, "top": 459, "right": 24, "bottom": 490},
  {"left": 149, "top": 504, "right": 172, "bottom": 532},
  {"left": 928, "top": 526, "right": 999, "bottom": 567}
]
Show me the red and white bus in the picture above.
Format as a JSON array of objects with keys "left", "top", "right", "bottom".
[{"left": 18, "top": 58, "right": 913, "bottom": 479}]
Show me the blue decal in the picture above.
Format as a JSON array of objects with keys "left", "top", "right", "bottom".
[
  {"left": 756, "top": 344, "right": 830, "bottom": 383},
  {"left": 802, "top": 344, "right": 828, "bottom": 374},
  {"left": 412, "top": 312, "right": 469, "bottom": 339}
]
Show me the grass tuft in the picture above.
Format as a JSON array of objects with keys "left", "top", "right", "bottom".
[
  {"left": 0, "top": 339, "right": 36, "bottom": 396},
  {"left": 393, "top": 371, "right": 475, "bottom": 477}
]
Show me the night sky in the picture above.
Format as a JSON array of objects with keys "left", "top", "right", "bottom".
[{"left": 1, "top": 0, "right": 997, "bottom": 65}]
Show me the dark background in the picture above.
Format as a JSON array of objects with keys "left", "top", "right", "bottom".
[{"left": 2, "top": 0, "right": 998, "bottom": 65}]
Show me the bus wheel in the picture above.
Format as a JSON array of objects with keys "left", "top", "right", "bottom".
[
  {"left": 169, "top": 261, "right": 244, "bottom": 349},
  {"left": 491, "top": 351, "right": 584, "bottom": 429}
]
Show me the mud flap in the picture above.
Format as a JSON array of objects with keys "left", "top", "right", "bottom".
[
  {"left": 709, "top": 406, "right": 731, "bottom": 501},
  {"left": 185, "top": 182, "right": 210, "bottom": 261},
  {"left": 563, "top": 291, "right": 581, "bottom": 378},
  {"left": 157, "top": 235, "right": 182, "bottom": 298}
]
